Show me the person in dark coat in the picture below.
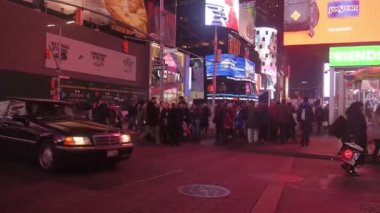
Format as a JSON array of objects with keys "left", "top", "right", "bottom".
[
  {"left": 258, "top": 103, "right": 271, "bottom": 143},
  {"left": 200, "top": 103, "right": 211, "bottom": 134},
  {"left": 168, "top": 103, "right": 182, "bottom": 146},
  {"left": 146, "top": 97, "right": 160, "bottom": 144},
  {"left": 94, "top": 100, "right": 110, "bottom": 124},
  {"left": 213, "top": 102, "right": 225, "bottom": 145},
  {"left": 314, "top": 100, "right": 324, "bottom": 134},
  {"left": 159, "top": 102, "right": 170, "bottom": 144},
  {"left": 179, "top": 102, "right": 190, "bottom": 141},
  {"left": 297, "top": 97, "right": 314, "bottom": 146},
  {"left": 346, "top": 101, "right": 367, "bottom": 152}
]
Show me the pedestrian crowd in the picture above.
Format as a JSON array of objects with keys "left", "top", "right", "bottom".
[
  {"left": 213, "top": 96, "right": 327, "bottom": 147},
  {"left": 86, "top": 96, "right": 331, "bottom": 148}
]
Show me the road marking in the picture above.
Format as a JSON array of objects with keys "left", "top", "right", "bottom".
[
  {"left": 251, "top": 157, "right": 296, "bottom": 213},
  {"left": 122, "top": 169, "right": 183, "bottom": 187}
]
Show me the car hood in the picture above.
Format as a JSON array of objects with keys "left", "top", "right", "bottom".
[{"left": 40, "top": 120, "right": 119, "bottom": 135}]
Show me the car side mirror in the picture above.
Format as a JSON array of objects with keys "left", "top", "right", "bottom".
[{"left": 13, "top": 115, "right": 30, "bottom": 127}]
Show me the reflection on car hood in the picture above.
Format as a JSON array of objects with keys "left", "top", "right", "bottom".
[{"left": 44, "top": 120, "right": 119, "bottom": 135}]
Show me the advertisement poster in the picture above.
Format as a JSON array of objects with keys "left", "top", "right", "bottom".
[
  {"left": 150, "top": 43, "right": 185, "bottom": 99},
  {"left": 284, "top": 0, "right": 380, "bottom": 45},
  {"left": 205, "top": 0, "right": 239, "bottom": 31},
  {"left": 147, "top": 1, "right": 176, "bottom": 47},
  {"left": 205, "top": 54, "right": 255, "bottom": 79},
  {"left": 239, "top": 0, "right": 256, "bottom": 45},
  {"left": 255, "top": 27, "right": 277, "bottom": 87},
  {"left": 45, "top": 33, "right": 136, "bottom": 81},
  {"left": 42, "top": 0, "right": 148, "bottom": 37}
]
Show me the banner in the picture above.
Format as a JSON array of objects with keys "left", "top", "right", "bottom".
[
  {"left": 284, "top": 0, "right": 380, "bottom": 45},
  {"left": 45, "top": 33, "right": 136, "bottom": 81},
  {"left": 43, "top": 0, "right": 148, "bottom": 37},
  {"left": 147, "top": 1, "right": 176, "bottom": 47},
  {"left": 205, "top": 0, "right": 239, "bottom": 31},
  {"left": 239, "top": 0, "right": 256, "bottom": 45}
]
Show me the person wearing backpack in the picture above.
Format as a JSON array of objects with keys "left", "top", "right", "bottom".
[{"left": 297, "top": 97, "right": 314, "bottom": 146}]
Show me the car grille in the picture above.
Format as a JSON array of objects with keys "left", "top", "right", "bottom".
[{"left": 93, "top": 134, "right": 120, "bottom": 146}]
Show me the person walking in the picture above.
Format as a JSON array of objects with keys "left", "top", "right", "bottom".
[
  {"left": 258, "top": 103, "right": 271, "bottom": 143},
  {"left": 277, "top": 99, "right": 292, "bottom": 144},
  {"left": 200, "top": 103, "right": 211, "bottom": 135},
  {"left": 189, "top": 104, "right": 201, "bottom": 141},
  {"left": 246, "top": 101, "right": 259, "bottom": 143},
  {"left": 168, "top": 103, "right": 182, "bottom": 146},
  {"left": 297, "top": 97, "right": 314, "bottom": 146},
  {"left": 346, "top": 101, "right": 368, "bottom": 153},
  {"left": 287, "top": 102, "right": 297, "bottom": 142},
  {"left": 146, "top": 97, "right": 160, "bottom": 145},
  {"left": 223, "top": 103, "right": 235, "bottom": 140},
  {"left": 314, "top": 100, "right": 324, "bottom": 134},
  {"left": 159, "top": 102, "right": 170, "bottom": 144},
  {"left": 213, "top": 102, "right": 225, "bottom": 145}
]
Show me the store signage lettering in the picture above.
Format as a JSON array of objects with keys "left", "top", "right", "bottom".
[
  {"left": 328, "top": 1, "right": 360, "bottom": 18},
  {"left": 91, "top": 51, "right": 107, "bottom": 67},
  {"left": 329, "top": 46, "right": 380, "bottom": 67}
]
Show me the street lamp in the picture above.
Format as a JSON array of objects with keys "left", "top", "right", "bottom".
[{"left": 46, "top": 20, "right": 74, "bottom": 100}]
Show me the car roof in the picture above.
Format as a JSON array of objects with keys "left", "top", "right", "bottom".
[{"left": 2, "top": 97, "right": 70, "bottom": 104}]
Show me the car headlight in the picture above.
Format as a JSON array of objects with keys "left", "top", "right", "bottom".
[
  {"left": 120, "top": 134, "right": 131, "bottom": 143},
  {"left": 64, "top": 136, "right": 92, "bottom": 146}
]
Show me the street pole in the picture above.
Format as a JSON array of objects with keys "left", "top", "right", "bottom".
[
  {"left": 159, "top": 0, "right": 165, "bottom": 102},
  {"left": 211, "top": 26, "right": 218, "bottom": 113},
  {"left": 57, "top": 26, "right": 62, "bottom": 101}
]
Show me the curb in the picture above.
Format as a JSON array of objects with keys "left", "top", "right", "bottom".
[{"left": 243, "top": 148, "right": 340, "bottom": 161}]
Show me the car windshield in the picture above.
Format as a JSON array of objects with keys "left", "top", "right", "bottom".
[{"left": 26, "top": 101, "right": 82, "bottom": 120}]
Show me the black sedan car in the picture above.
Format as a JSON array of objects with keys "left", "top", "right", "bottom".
[{"left": 0, "top": 98, "right": 133, "bottom": 171}]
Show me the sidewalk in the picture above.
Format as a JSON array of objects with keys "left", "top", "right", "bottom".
[{"left": 130, "top": 129, "right": 377, "bottom": 163}]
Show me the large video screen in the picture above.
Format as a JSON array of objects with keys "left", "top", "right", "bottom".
[
  {"left": 205, "top": 54, "right": 255, "bottom": 79},
  {"left": 284, "top": 0, "right": 380, "bottom": 45},
  {"left": 205, "top": 0, "right": 239, "bottom": 31}
]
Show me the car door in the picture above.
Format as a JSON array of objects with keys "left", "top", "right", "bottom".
[
  {"left": 1, "top": 100, "right": 39, "bottom": 158},
  {"left": 0, "top": 100, "right": 12, "bottom": 152}
]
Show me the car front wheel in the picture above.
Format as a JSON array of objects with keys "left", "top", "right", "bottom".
[{"left": 38, "top": 142, "right": 56, "bottom": 171}]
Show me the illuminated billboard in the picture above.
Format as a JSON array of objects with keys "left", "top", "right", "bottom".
[
  {"left": 205, "top": 0, "right": 239, "bottom": 31},
  {"left": 205, "top": 54, "right": 255, "bottom": 79},
  {"left": 284, "top": 0, "right": 380, "bottom": 45},
  {"left": 239, "top": 0, "right": 256, "bottom": 45},
  {"left": 329, "top": 46, "right": 380, "bottom": 67}
]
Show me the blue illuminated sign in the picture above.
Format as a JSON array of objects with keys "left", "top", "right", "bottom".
[
  {"left": 328, "top": 1, "right": 360, "bottom": 18},
  {"left": 205, "top": 54, "right": 255, "bottom": 79}
]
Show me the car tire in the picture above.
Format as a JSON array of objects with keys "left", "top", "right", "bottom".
[{"left": 38, "top": 141, "right": 57, "bottom": 171}]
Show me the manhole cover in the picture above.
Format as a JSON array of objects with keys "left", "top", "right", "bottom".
[
  {"left": 178, "top": 184, "right": 231, "bottom": 198},
  {"left": 253, "top": 173, "right": 304, "bottom": 183}
]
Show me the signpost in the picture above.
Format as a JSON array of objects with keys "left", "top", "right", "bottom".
[{"left": 153, "top": 64, "right": 167, "bottom": 71}]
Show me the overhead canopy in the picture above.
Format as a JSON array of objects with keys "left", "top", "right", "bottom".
[{"left": 354, "top": 66, "right": 380, "bottom": 80}]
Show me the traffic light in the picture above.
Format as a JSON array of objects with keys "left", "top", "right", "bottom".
[
  {"left": 122, "top": 41, "right": 128, "bottom": 53},
  {"left": 45, "top": 48, "right": 52, "bottom": 59}
]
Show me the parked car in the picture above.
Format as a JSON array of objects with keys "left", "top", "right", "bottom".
[{"left": 0, "top": 98, "right": 134, "bottom": 171}]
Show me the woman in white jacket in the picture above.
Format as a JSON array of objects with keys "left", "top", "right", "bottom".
[{"left": 372, "top": 106, "right": 380, "bottom": 162}]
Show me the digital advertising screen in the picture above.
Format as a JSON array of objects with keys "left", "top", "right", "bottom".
[
  {"left": 239, "top": 0, "right": 256, "bottom": 45},
  {"left": 284, "top": 0, "right": 380, "bottom": 46},
  {"left": 205, "top": 54, "right": 255, "bottom": 79},
  {"left": 205, "top": 0, "right": 239, "bottom": 31}
]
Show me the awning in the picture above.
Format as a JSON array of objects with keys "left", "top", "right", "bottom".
[{"left": 354, "top": 66, "right": 380, "bottom": 80}]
